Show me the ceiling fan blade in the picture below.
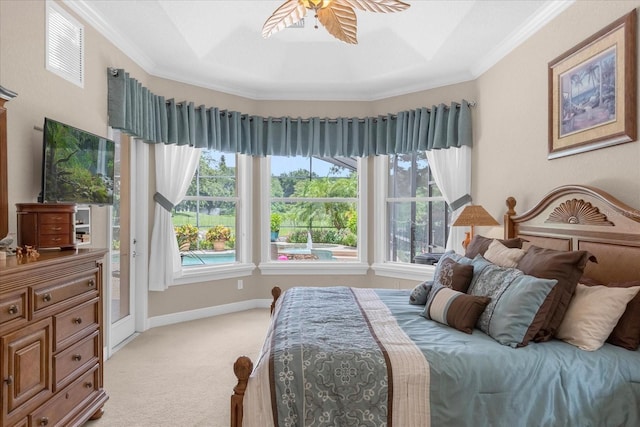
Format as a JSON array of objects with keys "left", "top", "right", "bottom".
[
  {"left": 336, "top": 0, "right": 410, "bottom": 13},
  {"left": 317, "top": 3, "right": 358, "bottom": 44},
  {"left": 262, "top": 0, "right": 307, "bottom": 39}
]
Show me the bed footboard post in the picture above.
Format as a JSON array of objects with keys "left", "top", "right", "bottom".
[
  {"left": 270, "top": 286, "right": 282, "bottom": 315},
  {"left": 231, "top": 356, "right": 253, "bottom": 427},
  {"left": 504, "top": 196, "right": 517, "bottom": 239}
]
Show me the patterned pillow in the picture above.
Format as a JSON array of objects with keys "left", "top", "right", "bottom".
[
  {"left": 409, "top": 281, "right": 433, "bottom": 305},
  {"left": 516, "top": 246, "right": 596, "bottom": 342},
  {"left": 468, "top": 256, "right": 558, "bottom": 347},
  {"left": 556, "top": 284, "right": 640, "bottom": 351},
  {"left": 484, "top": 239, "right": 526, "bottom": 268},
  {"left": 433, "top": 258, "right": 474, "bottom": 293},
  {"left": 579, "top": 279, "right": 640, "bottom": 350},
  {"left": 422, "top": 283, "right": 490, "bottom": 334},
  {"left": 432, "top": 251, "right": 473, "bottom": 282}
]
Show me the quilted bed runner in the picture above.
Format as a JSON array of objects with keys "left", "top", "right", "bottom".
[{"left": 242, "top": 286, "right": 430, "bottom": 427}]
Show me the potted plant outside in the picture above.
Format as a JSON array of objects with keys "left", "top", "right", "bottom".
[
  {"left": 206, "top": 225, "right": 231, "bottom": 251},
  {"left": 175, "top": 223, "right": 199, "bottom": 251},
  {"left": 270, "top": 213, "right": 283, "bottom": 242}
]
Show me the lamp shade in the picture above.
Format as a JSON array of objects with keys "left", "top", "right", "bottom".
[{"left": 452, "top": 205, "right": 499, "bottom": 227}]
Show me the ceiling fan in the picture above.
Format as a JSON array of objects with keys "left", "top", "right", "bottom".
[{"left": 262, "top": 0, "right": 411, "bottom": 45}]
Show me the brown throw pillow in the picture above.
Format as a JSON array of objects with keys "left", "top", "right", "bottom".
[
  {"left": 433, "top": 257, "right": 474, "bottom": 293},
  {"left": 465, "top": 235, "right": 525, "bottom": 259},
  {"left": 517, "top": 246, "right": 596, "bottom": 342},
  {"left": 581, "top": 278, "right": 640, "bottom": 350},
  {"left": 422, "top": 283, "right": 491, "bottom": 334}
]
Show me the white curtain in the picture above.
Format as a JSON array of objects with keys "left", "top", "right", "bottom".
[
  {"left": 426, "top": 146, "right": 472, "bottom": 255},
  {"left": 148, "top": 143, "right": 201, "bottom": 291}
]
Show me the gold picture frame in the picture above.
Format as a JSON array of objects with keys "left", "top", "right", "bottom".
[{"left": 548, "top": 10, "right": 637, "bottom": 159}]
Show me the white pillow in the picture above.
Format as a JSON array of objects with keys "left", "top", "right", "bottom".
[
  {"left": 556, "top": 283, "right": 640, "bottom": 351},
  {"left": 484, "top": 239, "right": 526, "bottom": 268}
]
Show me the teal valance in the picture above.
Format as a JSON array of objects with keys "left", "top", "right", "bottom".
[{"left": 107, "top": 68, "right": 472, "bottom": 156}]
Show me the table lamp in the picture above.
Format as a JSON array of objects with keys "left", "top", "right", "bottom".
[{"left": 452, "top": 205, "right": 499, "bottom": 249}]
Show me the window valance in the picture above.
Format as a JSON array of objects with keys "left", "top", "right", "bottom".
[{"left": 107, "top": 68, "right": 472, "bottom": 157}]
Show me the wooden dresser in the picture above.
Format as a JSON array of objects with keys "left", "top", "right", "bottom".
[
  {"left": 16, "top": 203, "right": 77, "bottom": 250},
  {"left": 0, "top": 249, "right": 108, "bottom": 426}
]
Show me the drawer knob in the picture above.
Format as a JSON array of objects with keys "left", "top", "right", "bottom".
[
  {"left": 88, "top": 279, "right": 95, "bottom": 287},
  {"left": 43, "top": 293, "right": 52, "bottom": 302},
  {"left": 73, "top": 354, "right": 82, "bottom": 361},
  {"left": 73, "top": 317, "right": 83, "bottom": 325},
  {"left": 39, "top": 417, "right": 49, "bottom": 426},
  {"left": 8, "top": 305, "right": 18, "bottom": 315},
  {"left": 84, "top": 381, "right": 93, "bottom": 388},
  {"left": 52, "top": 226, "right": 62, "bottom": 231},
  {"left": 4, "top": 376, "right": 13, "bottom": 385}
]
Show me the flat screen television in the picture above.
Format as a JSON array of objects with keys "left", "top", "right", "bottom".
[{"left": 40, "top": 118, "right": 115, "bottom": 205}]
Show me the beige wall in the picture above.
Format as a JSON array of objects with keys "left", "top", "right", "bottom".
[
  {"left": 475, "top": 1, "right": 640, "bottom": 225},
  {"left": 2, "top": 1, "right": 639, "bottom": 318}
]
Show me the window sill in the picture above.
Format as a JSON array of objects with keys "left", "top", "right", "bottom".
[
  {"left": 172, "top": 262, "right": 256, "bottom": 286},
  {"left": 371, "top": 262, "right": 436, "bottom": 281},
  {"left": 258, "top": 261, "right": 369, "bottom": 276}
]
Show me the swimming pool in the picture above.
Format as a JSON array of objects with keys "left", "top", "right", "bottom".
[{"left": 181, "top": 252, "right": 236, "bottom": 266}]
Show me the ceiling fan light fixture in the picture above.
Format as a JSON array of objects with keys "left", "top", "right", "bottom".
[{"left": 262, "top": 0, "right": 410, "bottom": 45}]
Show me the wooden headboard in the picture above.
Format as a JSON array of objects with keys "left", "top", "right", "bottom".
[{"left": 504, "top": 185, "right": 640, "bottom": 284}]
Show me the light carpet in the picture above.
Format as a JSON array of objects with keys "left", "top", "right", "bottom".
[{"left": 86, "top": 308, "right": 270, "bottom": 427}]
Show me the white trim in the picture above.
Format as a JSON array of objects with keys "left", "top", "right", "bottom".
[
  {"left": 470, "top": 0, "right": 575, "bottom": 78},
  {"left": 172, "top": 262, "right": 256, "bottom": 285},
  {"left": 134, "top": 141, "right": 150, "bottom": 332},
  {"left": 237, "top": 154, "right": 252, "bottom": 264},
  {"left": 258, "top": 261, "right": 370, "bottom": 276},
  {"left": 373, "top": 156, "right": 388, "bottom": 264},
  {"left": 148, "top": 298, "right": 271, "bottom": 329},
  {"left": 371, "top": 262, "right": 436, "bottom": 281}
]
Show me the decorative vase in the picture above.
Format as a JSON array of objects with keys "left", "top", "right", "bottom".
[{"left": 213, "top": 240, "right": 226, "bottom": 251}]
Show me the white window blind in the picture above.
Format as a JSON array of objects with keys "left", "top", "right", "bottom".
[{"left": 46, "top": 1, "right": 84, "bottom": 87}]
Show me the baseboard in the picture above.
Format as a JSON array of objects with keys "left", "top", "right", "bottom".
[{"left": 147, "top": 298, "right": 272, "bottom": 329}]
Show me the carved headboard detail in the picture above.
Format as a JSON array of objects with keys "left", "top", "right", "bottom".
[
  {"left": 504, "top": 185, "right": 640, "bottom": 284},
  {"left": 546, "top": 199, "right": 614, "bottom": 226}
]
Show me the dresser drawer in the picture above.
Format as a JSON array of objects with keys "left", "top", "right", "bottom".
[
  {"left": 39, "top": 223, "right": 71, "bottom": 235},
  {"left": 39, "top": 213, "right": 71, "bottom": 225},
  {"left": 0, "top": 290, "right": 27, "bottom": 328},
  {"left": 54, "top": 330, "right": 99, "bottom": 391},
  {"left": 54, "top": 298, "right": 99, "bottom": 351},
  {"left": 38, "top": 234, "right": 73, "bottom": 248},
  {"left": 33, "top": 274, "right": 98, "bottom": 312},
  {"left": 30, "top": 365, "right": 99, "bottom": 427}
]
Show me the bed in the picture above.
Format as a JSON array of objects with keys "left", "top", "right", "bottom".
[{"left": 230, "top": 185, "right": 640, "bottom": 427}]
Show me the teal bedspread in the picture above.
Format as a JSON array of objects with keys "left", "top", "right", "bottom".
[
  {"left": 376, "top": 288, "right": 640, "bottom": 427},
  {"left": 245, "top": 287, "right": 640, "bottom": 427}
]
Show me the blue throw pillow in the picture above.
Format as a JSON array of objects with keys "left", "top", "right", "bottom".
[
  {"left": 468, "top": 257, "right": 558, "bottom": 347},
  {"left": 409, "top": 281, "right": 433, "bottom": 305}
]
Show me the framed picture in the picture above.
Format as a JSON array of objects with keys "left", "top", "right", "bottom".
[{"left": 548, "top": 10, "right": 637, "bottom": 159}]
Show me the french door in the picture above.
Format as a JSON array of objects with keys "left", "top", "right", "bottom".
[{"left": 107, "top": 131, "right": 137, "bottom": 355}]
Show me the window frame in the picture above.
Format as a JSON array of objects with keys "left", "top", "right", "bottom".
[
  {"left": 372, "top": 155, "right": 444, "bottom": 280},
  {"left": 173, "top": 153, "right": 255, "bottom": 285},
  {"left": 258, "top": 156, "right": 369, "bottom": 276}
]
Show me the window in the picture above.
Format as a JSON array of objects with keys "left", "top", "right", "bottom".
[
  {"left": 378, "top": 153, "right": 449, "bottom": 265},
  {"left": 172, "top": 150, "right": 240, "bottom": 267},
  {"left": 261, "top": 155, "right": 368, "bottom": 274}
]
